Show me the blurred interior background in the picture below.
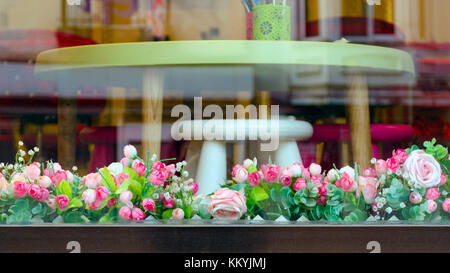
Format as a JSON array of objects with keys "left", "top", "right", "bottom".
[{"left": 0, "top": 0, "right": 449, "bottom": 176}]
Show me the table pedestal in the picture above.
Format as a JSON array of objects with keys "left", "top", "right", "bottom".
[
  {"left": 142, "top": 68, "right": 164, "bottom": 161},
  {"left": 57, "top": 97, "right": 77, "bottom": 169},
  {"left": 347, "top": 74, "right": 372, "bottom": 168}
]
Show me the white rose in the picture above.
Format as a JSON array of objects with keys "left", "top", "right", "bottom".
[
  {"left": 108, "top": 162, "right": 124, "bottom": 177},
  {"left": 327, "top": 169, "right": 339, "bottom": 182},
  {"left": 340, "top": 166, "right": 355, "bottom": 180},
  {"left": 403, "top": 150, "right": 442, "bottom": 188}
]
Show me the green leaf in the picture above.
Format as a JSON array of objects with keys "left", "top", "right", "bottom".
[
  {"left": 250, "top": 186, "right": 269, "bottom": 202},
  {"left": 99, "top": 214, "right": 112, "bottom": 224},
  {"left": 63, "top": 211, "right": 85, "bottom": 223},
  {"left": 162, "top": 209, "right": 173, "bottom": 219},
  {"left": 57, "top": 180, "right": 72, "bottom": 200},
  {"left": 115, "top": 180, "right": 131, "bottom": 195},
  {"left": 100, "top": 167, "right": 117, "bottom": 193},
  {"left": 270, "top": 188, "right": 279, "bottom": 202},
  {"left": 280, "top": 187, "right": 292, "bottom": 209},
  {"left": 7, "top": 199, "right": 32, "bottom": 224},
  {"left": 67, "top": 198, "right": 83, "bottom": 210},
  {"left": 128, "top": 179, "right": 143, "bottom": 199},
  {"left": 344, "top": 209, "right": 367, "bottom": 223},
  {"left": 32, "top": 203, "right": 43, "bottom": 215}
]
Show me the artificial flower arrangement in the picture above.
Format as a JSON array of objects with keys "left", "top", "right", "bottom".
[
  {"left": 215, "top": 138, "right": 450, "bottom": 222},
  {"left": 0, "top": 142, "right": 198, "bottom": 224},
  {"left": 0, "top": 139, "right": 448, "bottom": 224}
]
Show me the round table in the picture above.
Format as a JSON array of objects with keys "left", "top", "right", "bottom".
[{"left": 35, "top": 40, "right": 415, "bottom": 168}]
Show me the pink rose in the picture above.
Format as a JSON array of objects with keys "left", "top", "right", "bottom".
[
  {"left": 281, "top": 167, "right": 293, "bottom": 177},
  {"left": 375, "top": 160, "right": 387, "bottom": 175},
  {"left": 318, "top": 184, "right": 327, "bottom": 196},
  {"left": 88, "top": 199, "right": 103, "bottom": 210},
  {"left": 83, "top": 173, "right": 102, "bottom": 189},
  {"left": 248, "top": 172, "right": 262, "bottom": 186},
  {"left": 409, "top": 192, "right": 423, "bottom": 204},
  {"left": 232, "top": 165, "right": 244, "bottom": 177},
  {"left": 13, "top": 181, "right": 28, "bottom": 198},
  {"left": 142, "top": 198, "right": 156, "bottom": 211},
  {"left": 293, "top": 178, "right": 307, "bottom": 192},
  {"left": 362, "top": 168, "right": 377, "bottom": 178},
  {"left": 131, "top": 208, "right": 146, "bottom": 222},
  {"left": 65, "top": 171, "right": 74, "bottom": 183},
  {"left": 335, "top": 173, "right": 355, "bottom": 192},
  {"left": 311, "top": 175, "right": 322, "bottom": 185},
  {"left": 120, "top": 191, "right": 133, "bottom": 204},
  {"left": 119, "top": 206, "right": 132, "bottom": 221},
  {"left": 189, "top": 181, "right": 199, "bottom": 194},
  {"left": 357, "top": 176, "right": 380, "bottom": 204},
  {"left": 172, "top": 208, "right": 185, "bottom": 220},
  {"left": 427, "top": 200, "right": 437, "bottom": 213},
  {"left": 207, "top": 188, "right": 247, "bottom": 220},
  {"left": 393, "top": 149, "right": 408, "bottom": 164},
  {"left": 117, "top": 173, "right": 130, "bottom": 186},
  {"left": 107, "top": 198, "right": 117, "bottom": 208},
  {"left": 386, "top": 157, "right": 400, "bottom": 172},
  {"left": 166, "top": 164, "right": 176, "bottom": 174},
  {"left": 152, "top": 161, "right": 166, "bottom": 172},
  {"left": 301, "top": 166, "right": 311, "bottom": 179},
  {"left": 120, "top": 157, "right": 132, "bottom": 167},
  {"left": 95, "top": 186, "right": 110, "bottom": 202},
  {"left": 132, "top": 160, "right": 147, "bottom": 176},
  {"left": 43, "top": 163, "right": 62, "bottom": 177},
  {"left": 160, "top": 194, "right": 175, "bottom": 208},
  {"left": 425, "top": 188, "right": 441, "bottom": 201},
  {"left": 261, "top": 164, "right": 280, "bottom": 183},
  {"left": 442, "top": 199, "right": 450, "bottom": 212},
  {"left": 28, "top": 184, "right": 41, "bottom": 200},
  {"left": 279, "top": 175, "right": 292, "bottom": 187},
  {"left": 403, "top": 150, "right": 442, "bottom": 188},
  {"left": 56, "top": 195, "right": 70, "bottom": 210},
  {"left": 440, "top": 174, "right": 447, "bottom": 186},
  {"left": 37, "top": 176, "right": 52, "bottom": 188},
  {"left": 123, "top": 145, "right": 138, "bottom": 160},
  {"left": 81, "top": 189, "right": 96, "bottom": 204},
  {"left": 54, "top": 170, "right": 68, "bottom": 185},
  {"left": 233, "top": 167, "right": 248, "bottom": 183},
  {"left": 309, "top": 163, "right": 322, "bottom": 177},
  {"left": 24, "top": 165, "right": 41, "bottom": 181},
  {"left": 36, "top": 188, "right": 49, "bottom": 202},
  {"left": 150, "top": 170, "right": 168, "bottom": 186}
]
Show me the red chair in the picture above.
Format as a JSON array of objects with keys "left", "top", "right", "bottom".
[{"left": 298, "top": 124, "right": 415, "bottom": 169}]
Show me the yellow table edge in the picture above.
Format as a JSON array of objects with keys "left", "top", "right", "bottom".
[{"left": 34, "top": 40, "right": 415, "bottom": 75}]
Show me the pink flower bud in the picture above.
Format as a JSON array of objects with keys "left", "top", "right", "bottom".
[
  {"left": 248, "top": 172, "right": 261, "bottom": 186},
  {"left": 425, "top": 188, "right": 441, "bottom": 201},
  {"left": 107, "top": 198, "right": 117, "bottom": 208},
  {"left": 293, "top": 178, "right": 307, "bottom": 192},
  {"left": 120, "top": 191, "right": 133, "bottom": 204},
  {"left": 375, "top": 159, "right": 387, "bottom": 175},
  {"left": 131, "top": 208, "right": 146, "bottom": 222},
  {"left": 82, "top": 189, "right": 96, "bottom": 204},
  {"left": 427, "top": 200, "right": 437, "bottom": 213},
  {"left": 37, "top": 176, "right": 52, "bottom": 188},
  {"left": 172, "top": 208, "right": 185, "bottom": 220},
  {"left": 13, "top": 181, "right": 28, "bottom": 198},
  {"left": 123, "top": 145, "right": 138, "bottom": 160},
  {"left": 409, "top": 192, "right": 423, "bottom": 204},
  {"left": 279, "top": 175, "right": 292, "bottom": 187},
  {"left": 132, "top": 160, "right": 146, "bottom": 177},
  {"left": 56, "top": 195, "right": 70, "bottom": 210},
  {"left": 442, "top": 199, "right": 450, "bottom": 213},
  {"left": 119, "top": 206, "right": 132, "bottom": 221},
  {"left": 142, "top": 198, "right": 156, "bottom": 211},
  {"left": 95, "top": 186, "right": 110, "bottom": 202}
]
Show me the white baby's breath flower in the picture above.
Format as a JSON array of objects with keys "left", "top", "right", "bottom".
[
  {"left": 18, "top": 141, "right": 23, "bottom": 146},
  {"left": 152, "top": 193, "right": 159, "bottom": 200},
  {"left": 370, "top": 158, "right": 377, "bottom": 164},
  {"left": 182, "top": 161, "right": 187, "bottom": 166},
  {"left": 182, "top": 171, "right": 189, "bottom": 177},
  {"left": 395, "top": 169, "right": 402, "bottom": 176},
  {"left": 0, "top": 163, "right": 4, "bottom": 168},
  {"left": 387, "top": 170, "right": 392, "bottom": 175},
  {"left": 151, "top": 154, "right": 157, "bottom": 161},
  {"left": 385, "top": 207, "right": 393, "bottom": 214},
  {"left": 33, "top": 147, "right": 39, "bottom": 152},
  {"left": 400, "top": 202, "right": 406, "bottom": 208},
  {"left": 8, "top": 164, "right": 13, "bottom": 170},
  {"left": 18, "top": 157, "right": 24, "bottom": 162},
  {"left": 20, "top": 150, "right": 26, "bottom": 156},
  {"left": 72, "top": 166, "right": 78, "bottom": 172},
  {"left": 164, "top": 192, "right": 170, "bottom": 200},
  {"left": 442, "top": 190, "right": 448, "bottom": 196},
  {"left": 28, "top": 150, "right": 34, "bottom": 156},
  {"left": 373, "top": 206, "right": 378, "bottom": 212}
]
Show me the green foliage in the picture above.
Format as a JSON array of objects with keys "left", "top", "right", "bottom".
[
  {"left": 7, "top": 198, "right": 32, "bottom": 224},
  {"left": 250, "top": 186, "right": 269, "bottom": 202},
  {"left": 424, "top": 138, "right": 449, "bottom": 161},
  {"left": 386, "top": 179, "right": 410, "bottom": 209}
]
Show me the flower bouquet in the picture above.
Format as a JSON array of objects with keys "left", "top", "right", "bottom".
[
  {"left": 221, "top": 139, "right": 450, "bottom": 223},
  {"left": 0, "top": 142, "right": 199, "bottom": 224}
]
